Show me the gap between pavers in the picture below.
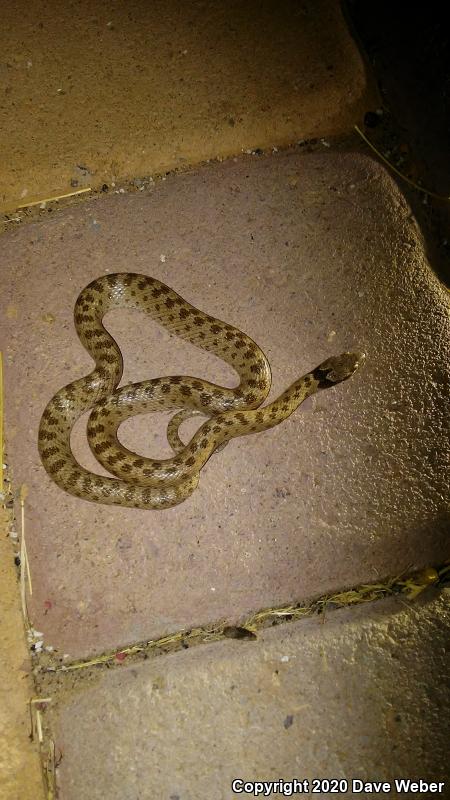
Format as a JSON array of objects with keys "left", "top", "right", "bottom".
[
  {"left": 1, "top": 148, "right": 449, "bottom": 662},
  {"left": 0, "top": 508, "right": 44, "bottom": 800},
  {"left": 47, "top": 592, "right": 450, "bottom": 800},
  {"left": 32, "top": 561, "right": 446, "bottom": 675},
  {"left": 0, "top": 0, "right": 378, "bottom": 210}
]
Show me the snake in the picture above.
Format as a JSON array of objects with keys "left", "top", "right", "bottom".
[{"left": 38, "top": 273, "right": 365, "bottom": 510}]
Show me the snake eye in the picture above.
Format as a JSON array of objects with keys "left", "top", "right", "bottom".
[
  {"left": 313, "top": 352, "right": 365, "bottom": 387},
  {"left": 312, "top": 366, "right": 335, "bottom": 388}
]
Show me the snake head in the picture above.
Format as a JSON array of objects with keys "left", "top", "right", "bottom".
[{"left": 312, "top": 351, "right": 366, "bottom": 388}]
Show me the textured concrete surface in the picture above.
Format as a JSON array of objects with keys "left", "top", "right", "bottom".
[
  {"left": 1, "top": 150, "right": 448, "bottom": 659},
  {"left": 50, "top": 593, "right": 450, "bottom": 799},
  {"left": 2, "top": 4, "right": 447, "bottom": 798},
  {"left": 0, "top": 510, "right": 44, "bottom": 800},
  {"left": 0, "top": 0, "right": 378, "bottom": 210}
]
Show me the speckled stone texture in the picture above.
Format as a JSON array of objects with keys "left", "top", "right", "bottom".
[
  {"left": 50, "top": 594, "right": 450, "bottom": 800},
  {"left": 1, "top": 150, "right": 448, "bottom": 659},
  {"left": 0, "top": 0, "right": 378, "bottom": 210}
]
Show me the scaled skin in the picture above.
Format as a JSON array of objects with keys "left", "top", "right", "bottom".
[{"left": 39, "top": 273, "right": 365, "bottom": 510}]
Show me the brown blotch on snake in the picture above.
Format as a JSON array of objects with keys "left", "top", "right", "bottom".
[{"left": 38, "top": 273, "right": 365, "bottom": 510}]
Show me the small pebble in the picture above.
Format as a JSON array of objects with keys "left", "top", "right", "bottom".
[{"left": 223, "top": 626, "right": 256, "bottom": 641}]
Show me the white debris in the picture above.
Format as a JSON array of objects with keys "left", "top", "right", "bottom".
[{"left": 29, "top": 629, "right": 44, "bottom": 639}]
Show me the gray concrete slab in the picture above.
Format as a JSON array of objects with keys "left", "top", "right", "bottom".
[
  {"left": 50, "top": 593, "right": 450, "bottom": 799},
  {"left": 1, "top": 150, "right": 449, "bottom": 658}
]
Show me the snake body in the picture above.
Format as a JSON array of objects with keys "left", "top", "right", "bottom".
[{"left": 38, "top": 273, "right": 364, "bottom": 510}]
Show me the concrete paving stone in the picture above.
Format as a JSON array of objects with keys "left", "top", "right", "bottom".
[
  {"left": 0, "top": 0, "right": 378, "bottom": 210},
  {"left": 50, "top": 592, "right": 450, "bottom": 800},
  {"left": 1, "top": 150, "right": 449, "bottom": 659}
]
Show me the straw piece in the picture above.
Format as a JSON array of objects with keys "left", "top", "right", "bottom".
[
  {"left": 354, "top": 125, "right": 450, "bottom": 201},
  {"left": 36, "top": 710, "right": 43, "bottom": 743},
  {"left": 19, "top": 485, "right": 32, "bottom": 595},
  {"left": 45, "top": 739, "right": 57, "bottom": 800},
  {"left": 14, "top": 187, "right": 92, "bottom": 211}
]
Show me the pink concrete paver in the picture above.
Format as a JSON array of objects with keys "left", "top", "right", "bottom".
[
  {"left": 51, "top": 593, "right": 450, "bottom": 799},
  {"left": 1, "top": 150, "right": 449, "bottom": 658}
]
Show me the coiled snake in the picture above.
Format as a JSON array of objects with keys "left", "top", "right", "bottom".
[{"left": 38, "top": 273, "right": 364, "bottom": 510}]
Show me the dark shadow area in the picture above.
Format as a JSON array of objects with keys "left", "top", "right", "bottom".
[{"left": 344, "top": 1, "right": 450, "bottom": 285}]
